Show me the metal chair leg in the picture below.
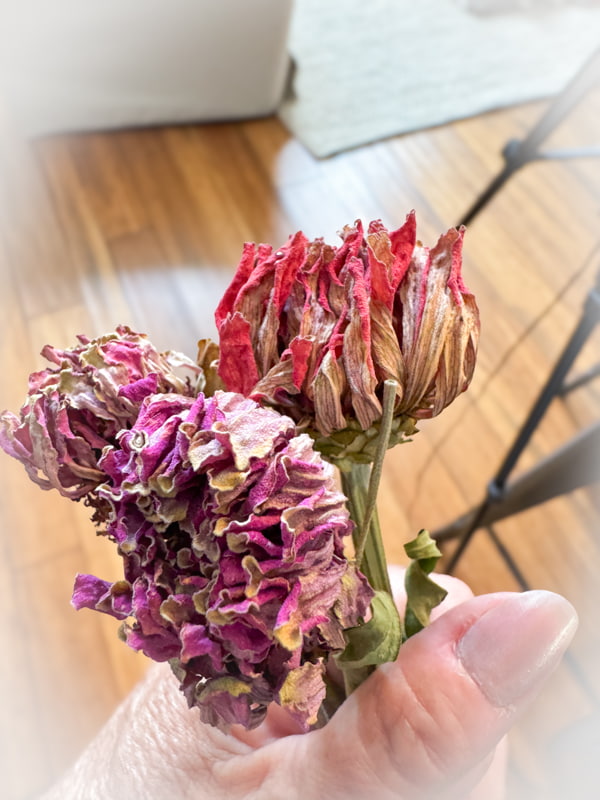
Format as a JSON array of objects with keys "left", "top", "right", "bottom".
[
  {"left": 435, "top": 271, "right": 600, "bottom": 574},
  {"left": 458, "top": 47, "right": 600, "bottom": 227}
]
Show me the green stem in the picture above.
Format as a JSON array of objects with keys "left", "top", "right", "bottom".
[
  {"left": 354, "top": 380, "right": 397, "bottom": 569},
  {"left": 336, "top": 383, "right": 400, "bottom": 701},
  {"left": 339, "top": 465, "right": 393, "bottom": 699},
  {"left": 340, "top": 380, "right": 397, "bottom": 597},
  {"left": 338, "top": 466, "right": 376, "bottom": 696},
  {"left": 341, "top": 464, "right": 391, "bottom": 596}
]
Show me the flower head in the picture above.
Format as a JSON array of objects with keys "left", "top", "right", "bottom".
[
  {"left": 215, "top": 215, "right": 479, "bottom": 465},
  {"left": 72, "top": 391, "right": 373, "bottom": 731},
  {"left": 0, "top": 326, "right": 202, "bottom": 499}
]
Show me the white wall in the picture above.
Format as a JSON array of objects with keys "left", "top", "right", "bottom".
[{"left": 0, "top": 1, "right": 293, "bottom": 135}]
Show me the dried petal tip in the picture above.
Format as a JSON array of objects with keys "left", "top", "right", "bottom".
[
  {"left": 0, "top": 326, "right": 204, "bottom": 500},
  {"left": 74, "top": 390, "right": 374, "bottom": 731},
  {"left": 216, "top": 215, "right": 480, "bottom": 464}
]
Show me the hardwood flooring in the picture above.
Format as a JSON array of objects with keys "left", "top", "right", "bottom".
[{"left": 0, "top": 88, "right": 598, "bottom": 799}]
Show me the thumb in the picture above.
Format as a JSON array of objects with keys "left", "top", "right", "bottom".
[{"left": 294, "top": 590, "right": 577, "bottom": 800}]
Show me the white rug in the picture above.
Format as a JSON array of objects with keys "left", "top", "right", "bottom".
[{"left": 279, "top": 0, "right": 600, "bottom": 157}]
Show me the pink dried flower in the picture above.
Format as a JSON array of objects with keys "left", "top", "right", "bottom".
[
  {"left": 0, "top": 326, "right": 202, "bottom": 499},
  {"left": 215, "top": 215, "right": 479, "bottom": 463},
  {"left": 72, "top": 391, "right": 373, "bottom": 731}
]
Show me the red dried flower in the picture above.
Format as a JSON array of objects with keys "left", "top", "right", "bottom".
[{"left": 215, "top": 215, "right": 479, "bottom": 465}]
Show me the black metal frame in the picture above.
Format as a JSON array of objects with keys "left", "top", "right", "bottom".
[
  {"left": 434, "top": 271, "right": 600, "bottom": 574},
  {"left": 431, "top": 47, "right": 600, "bottom": 576},
  {"left": 459, "top": 47, "right": 600, "bottom": 228}
]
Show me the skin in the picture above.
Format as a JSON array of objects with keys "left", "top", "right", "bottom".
[{"left": 40, "top": 569, "right": 574, "bottom": 800}]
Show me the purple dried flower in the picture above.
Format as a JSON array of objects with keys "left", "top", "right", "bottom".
[
  {"left": 0, "top": 326, "right": 202, "bottom": 500},
  {"left": 73, "top": 391, "right": 373, "bottom": 731}
]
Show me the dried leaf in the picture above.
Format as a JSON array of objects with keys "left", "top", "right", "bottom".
[
  {"left": 336, "top": 590, "right": 402, "bottom": 670},
  {"left": 403, "top": 529, "right": 448, "bottom": 640}
]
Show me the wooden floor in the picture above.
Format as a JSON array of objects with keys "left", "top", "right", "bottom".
[{"left": 1, "top": 88, "right": 599, "bottom": 799}]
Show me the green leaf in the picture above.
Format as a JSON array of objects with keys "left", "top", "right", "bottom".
[
  {"left": 403, "top": 529, "right": 448, "bottom": 640},
  {"left": 336, "top": 590, "right": 402, "bottom": 670}
]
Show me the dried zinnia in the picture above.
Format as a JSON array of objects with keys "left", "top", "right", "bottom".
[
  {"left": 215, "top": 215, "right": 479, "bottom": 465},
  {"left": 72, "top": 390, "right": 373, "bottom": 731},
  {"left": 0, "top": 326, "right": 202, "bottom": 500}
]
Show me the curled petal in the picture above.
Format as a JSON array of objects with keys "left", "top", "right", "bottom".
[
  {"left": 217, "top": 313, "right": 260, "bottom": 396},
  {"left": 399, "top": 228, "right": 479, "bottom": 418},
  {"left": 71, "top": 573, "right": 132, "bottom": 620},
  {"left": 278, "top": 661, "right": 327, "bottom": 731}
]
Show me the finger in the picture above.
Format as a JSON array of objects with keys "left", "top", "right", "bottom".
[
  {"left": 389, "top": 564, "right": 508, "bottom": 798},
  {"left": 282, "top": 590, "right": 577, "bottom": 800}
]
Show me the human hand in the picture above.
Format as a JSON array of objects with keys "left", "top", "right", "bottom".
[{"left": 41, "top": 568, "right": 577, "bottom": 800}]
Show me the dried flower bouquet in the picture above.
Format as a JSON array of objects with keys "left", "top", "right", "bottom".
[{"left": 0, "top": 214, "right": 479, "bottom": 732}]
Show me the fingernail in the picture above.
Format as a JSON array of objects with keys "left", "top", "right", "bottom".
[{"left": 457, "top": 591, "right": 578, "bottom": 707}]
